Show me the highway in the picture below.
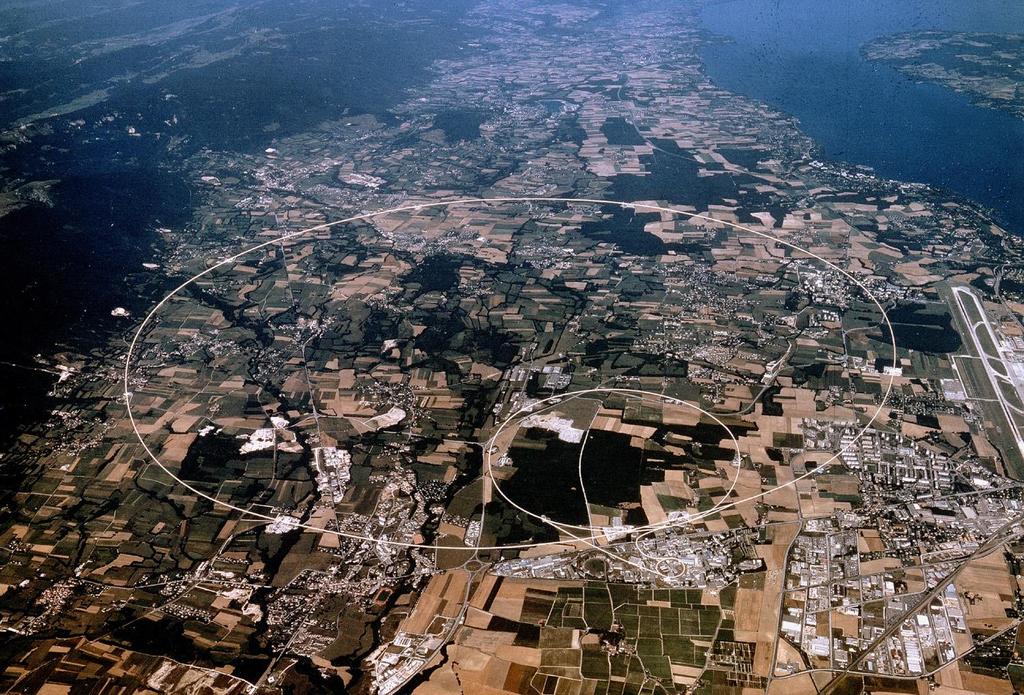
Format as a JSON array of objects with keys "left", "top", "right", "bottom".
[{"left": 817, "top": 510, "right": 1024, "bottom": 694}]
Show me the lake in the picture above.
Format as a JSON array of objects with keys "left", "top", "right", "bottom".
[{"left": 700, "top": 0, "right": 1024, "bottom": 233}]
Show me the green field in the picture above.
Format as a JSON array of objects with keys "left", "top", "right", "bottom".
[{"left": 534, "top": 583, "right": 721, "bottom": 692}]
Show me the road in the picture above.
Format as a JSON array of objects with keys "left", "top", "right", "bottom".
[
  {"left": 124, "top": 196, "right": 897, "bottom": 554},
  {"left": 817, "top": 511, "right": 1024, "bottom": 694}
]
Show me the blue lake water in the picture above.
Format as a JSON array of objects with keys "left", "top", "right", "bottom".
[{"left": 699, "top": 0, "right": 1024, "bottom": 233}]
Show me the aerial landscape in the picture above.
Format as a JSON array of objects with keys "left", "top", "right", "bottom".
[{"left": 2, "top": 1, "right": 1024, "bottom": 694}]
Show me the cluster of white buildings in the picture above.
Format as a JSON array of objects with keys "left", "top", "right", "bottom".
[{"left": 313, "top": 446, "right": 353, "bottom": 506}]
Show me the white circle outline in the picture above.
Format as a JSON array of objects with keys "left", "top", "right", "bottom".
[
  {"left": 124, "top": 196, "right": 897, "bottom": 552},
  {"left": 483, "top": 387, "right": 742, "bottom": 537}
]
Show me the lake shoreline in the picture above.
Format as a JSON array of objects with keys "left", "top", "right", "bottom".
[{"left": 698, "top": 0, "right": 1024, "bottom": 235}]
